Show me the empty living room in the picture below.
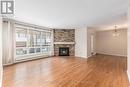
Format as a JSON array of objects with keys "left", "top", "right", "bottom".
[{"left": 0, "top": 0, "right": 130, "bottom": 87}]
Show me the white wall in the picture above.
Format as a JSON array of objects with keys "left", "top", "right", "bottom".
[
  {"left": 96, "top": 29, "right": 127, "bottom": 57},
  {"left": 0, "top": 17, "right": 3, "bottom": 87},
  {"left": 87, "top": 28, "right": 96, "bottom": 57},
  {"left": 75, "top": 28, "right": 87, "bottom": 58},
  {"left": 128, "top": 0, "right": 130, "bottom": 81}
]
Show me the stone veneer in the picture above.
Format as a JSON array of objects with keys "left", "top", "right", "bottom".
[{"left": 54, "top": 29, "right": 75, "bottom": 56}]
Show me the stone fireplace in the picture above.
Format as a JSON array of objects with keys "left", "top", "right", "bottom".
[{"left": 53, "top": 29, "right": 75, "bottom": 56}]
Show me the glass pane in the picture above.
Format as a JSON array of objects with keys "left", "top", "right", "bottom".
[
  {"left": 35, "top": 31, "right": 41, "bottom": 47},
  {"left": 42, "top": 46, "right": 50, "bottom": 53},
  {"left": 46, "top": 33, "right": 51, "bottom": 45},
  {"left": 16, "top": 28, "right": 27, "bottom": 47},
  {"left": 28, "top": 30, "right": 35, "bottom": 47},
  {"left": 28, "top": 30, "right": 41, "bottom": 47},
  {"left": 36, "top": 48, "right": 41, "bottom": 53},
  {"left": 41, "top": 32, "right": 46, "bottom": 45},
  {"left": 29, "top": 48, "right": 35, "bottom": 53},
  {"left": 16, "top": 48, "right": 27, "bottom": 55}
]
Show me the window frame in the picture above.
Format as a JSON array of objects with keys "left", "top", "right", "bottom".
[{"left": 14, "top": 24, "right": 53, "bottom": 61}]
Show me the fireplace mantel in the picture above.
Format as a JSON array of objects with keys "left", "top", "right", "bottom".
[{"left": 54, "top": 42, "right": 75, "bottom": 45}]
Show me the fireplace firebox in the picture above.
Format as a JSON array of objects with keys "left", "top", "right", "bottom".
[{"left": 59, "top": 47, "right": 69, "bottom": 56}]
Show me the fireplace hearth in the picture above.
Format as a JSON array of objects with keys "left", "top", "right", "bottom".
[{"left": 59, "top": 47, "right": 69, "bottom": 56}]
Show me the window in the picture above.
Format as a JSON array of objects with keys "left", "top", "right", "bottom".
[{"left": 15, "top": 25, "right": 53, "bottom": 60}]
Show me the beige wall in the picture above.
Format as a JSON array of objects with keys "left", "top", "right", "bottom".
[
  {"left": 128, "top": 0, "right": 130, "bottom": 80},
  {"left": 96, "top": 29, "right": 127, "bottom": 57},
  {"left": 0, "top": 17, "right": 3, "bottom": 87}
]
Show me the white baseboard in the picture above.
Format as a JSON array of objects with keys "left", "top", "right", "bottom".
[
  {"left": 87, "top": 52, "right": 97, "bottom": 58},
  {"left": 3, "top": 63, "right": 13, "bottom": 66},
  {"left": 127, "top": 71, "right": 130, "bottom": 82},
  {"left": 96, "top": 53, "right": 127, "bottom": 57},
  {"left": 0, "top": 67, "right": 3, "bottom": 87},
  {"left": 127, "top": 71, "right": 130, "bottom": 87},
  {"left": 87, "top": 55, "right": 92, "bottom": 58},
  {"left": 75, "top": 56, "right": 87, "bottom": 58}
]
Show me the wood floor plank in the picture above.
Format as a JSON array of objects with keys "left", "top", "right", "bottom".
[{"left": 2, "top": 54, "right": 129, "bottom": 87}]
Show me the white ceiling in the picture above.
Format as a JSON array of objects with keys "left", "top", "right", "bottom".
[{"left": 14, "top": 0, "right": 128, "bottom": 29}]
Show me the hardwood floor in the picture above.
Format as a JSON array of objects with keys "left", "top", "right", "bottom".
[{"left": 2, "top": 54, "right": 129, "bottom": 87}]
